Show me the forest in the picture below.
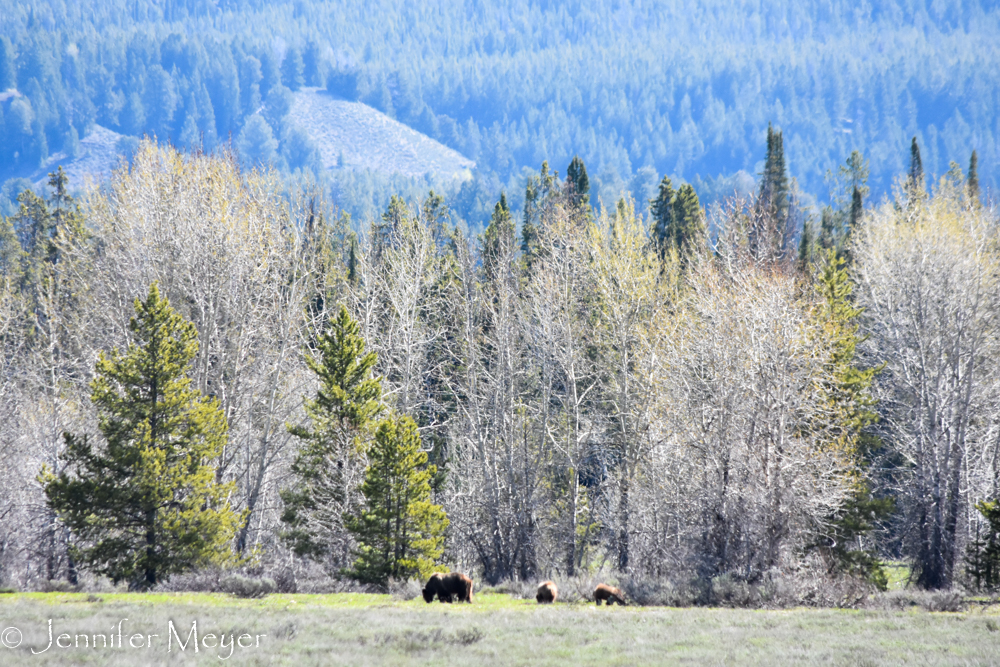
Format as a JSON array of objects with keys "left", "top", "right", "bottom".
[
  {"left": 0, "top": 126, "right": 997, "bottom": 600},
  {"left": 0, "top": 0, "right": 997, "bottom": 225},
  {"left": 0, "top": 0, "right": 998, "bottom": 602}
]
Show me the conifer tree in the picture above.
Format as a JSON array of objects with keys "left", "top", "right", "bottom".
[
  {"left": 798, "top": 218, "right": 814, "bottom": 271},
  {"left": 483, "top": 192, "right": 514, "bottom": 283},
  {"left": 968, "top": 150, "right": 980, "bottom": 205},
  {"left": 344, "top": 413, "right": 448, "bottom": 586},
  {"left": 650, "top": 175, "right": 675, "bottom": 256},
  {"left": 760, "top": 123, "right": 790, "bottom": 226},
  {"left": 566, "top": 155, "right": 590, "bottom": 208},
  {"left": 43, "top": 283, "right": 241, "bottom": 590},
  {"left": 908, "top": 136, "right": 924, "bottom": 193},
  {"left": 810, "top": 250, "right": 891, "bottom": 587},
  {"left": 281, "top": 305, "right": 383, "bottom": 563},
  {"left": 671, "top": 183, "right": 704, "bottom": 254},
  {"left": 849, "top": 186, "right": 864, "bottom": 232},
  {"left": 521, "top": 161, "right": 556, "bottom": 275}
]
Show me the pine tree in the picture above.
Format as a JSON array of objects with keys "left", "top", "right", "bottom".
[
  {"left": 281, "top": 305, "right": 383, "bottom": 564},
  {"left": 810, "top": 250, "right": 891, "bottom": 588},
  {"left": 908, "top": 136, "right": 924, "bottom": 194},
  {"left": 344, "top": 413, "right": 448, "bottom": 586},
  {"left": 760, "top": 122, "right": 790, "bottom": 227},
  {"left": 566, "top": 155, "right": 590, "bottom": 209},
  {"left": 968, "top": 150, "right": 980, "bottom": 206},
  {"left": 671, "top": 183, "right": 704, "bottom": 255},
  {"left": 798, "top": 217, "right": 814, "bottom": 271},
  {"left": 966, "top": 499, "right": 1000, "bottom": 591},
  {"left": 650, "top": 175, "right": 675, "bottom": 256},
  {"left": 483, "top": 192, "right": 514, "bottom": 283},
  {"left": 849, "top": 186, "right": 864, "bottom": 232},
  {"left": 521, "top": 160, "right": 556, "bottom": 275},
  {"left": 43, "top": 283, "right": 241, "bottom": 590}
]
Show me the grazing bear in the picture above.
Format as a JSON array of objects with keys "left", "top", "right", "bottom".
[
  {"left": 422, "top": 572, "right": 474, "bottom": 603},
  {"left": 536, "top": 580, "right": 558, "bottom": 604},
  {"left": 594, "top": 583, "right": 626, "bottom": 606}
]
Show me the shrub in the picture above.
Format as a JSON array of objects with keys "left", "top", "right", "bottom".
[{"left": 220, "top": 574, "right": 275, "bottom": 598}]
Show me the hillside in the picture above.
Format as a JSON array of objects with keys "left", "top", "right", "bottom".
[{"left": 287, "top": 88, "right": 475, "bottom": 180}]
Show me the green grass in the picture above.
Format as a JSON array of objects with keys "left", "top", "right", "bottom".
[{"left": 1, "top": 591, "right": 999, "bottom": 665}]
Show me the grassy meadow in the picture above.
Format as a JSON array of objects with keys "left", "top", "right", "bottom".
[{"left": 0, "top": 590, "right": 997, "bottom": 666}]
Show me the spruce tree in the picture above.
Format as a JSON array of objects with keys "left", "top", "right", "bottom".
[
  {"left": 849, "top": 186, "right": 864, "bottom": 232},
  {"left": 760, "top": 123, "right": 790, "bottom": 227},
  {"left": 281, "top": 305, "right": 383, "bottom": 563},
  {"left": 671, "top": 183, "right": 704, "bottom": 254},
  {"left": 810, "top": 250, "right": 891, "bottom": 587},
  {"left": 43, "top": 283, "right": 241, "bottom": 590},
  {"left": 650, "top": 175, "right": 675, "bottom": 255},
  {"left": 908, "top": 136, "right": 924, "bottom": 193},
  {"left": 566, "top": 155, "right": 590, "bottom": 208},
  {"left": 968, "top": 150, "right": 980, "bottom": 205},
  {"left": 483, "top": 192, "right": 514, "bottom": 283},
  {"left": 798, "top": 217, "right": 814, "bottom": 271},
  {"left": 344, "top": 413, "right": 448, "bottom": 586}
]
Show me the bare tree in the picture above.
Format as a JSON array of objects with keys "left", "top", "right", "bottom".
[{"left": 852, "top": 178, "right": 1000, "bottom": 588}]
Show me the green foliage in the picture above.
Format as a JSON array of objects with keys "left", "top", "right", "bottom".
[
  {"left": 967, "top": 150, "right": 980, "bottom": 205},
  {"left": 42, "top": 283, "right": 241, "bottom": 590},
  {"left": 760, "top": 123, "right": 789, "bottom": 227},
  {"left": 344, "top": 413, "right": 448, "bottom": 587},
  {"left": 810, "top": 249, "right": 890, "bottom": 588},
  {"left": 566, "top": 155, "right": 590, "bottom": 208},
  {"left": 281, "top": 304, "right": 383, "bottom": 562},
  {"left": 966, "top": 499, "right": 1000, "bottom": 591},
  {"left": 482, "top": 192, "right": 513, "bottom": 283},
  {"left": 651, "top": 176, "right": 702, "bottom": 260}
]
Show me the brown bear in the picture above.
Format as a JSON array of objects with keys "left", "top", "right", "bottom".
[
  {"left": 594, "top": 583, "right": 626, "bottom": 606},
  {"left": 536, "top": 580, "right": 558, "bottom": 604},
  {"left": 422, "top": 572, "right": 474, "bottom": 603}
]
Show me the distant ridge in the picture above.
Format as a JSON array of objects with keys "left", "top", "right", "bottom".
[{"left": 287, "top": 87, "right": 475, "bottom": 180}]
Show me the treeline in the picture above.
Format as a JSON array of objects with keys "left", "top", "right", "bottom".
[
  {"left": 0, "top": 0, "right": 997, "bottom": 225},
  {"left": 1, "top": 135, "right": 998, "bottom": 597}
]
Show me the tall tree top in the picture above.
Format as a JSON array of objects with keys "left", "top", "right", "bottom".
[
  {"left": 909, "top": 136, "right": 924, "bottom": 192},
  {"left": 566, "top": 155, "right": 590, "bottom": 207},
  {"left": 968, "top": 150, "right": 980, "bottom": 205}
]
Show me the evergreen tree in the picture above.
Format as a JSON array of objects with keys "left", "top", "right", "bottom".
[
  {"left": 966, "top": 499, "right": 1000, "bottom": 591},
  {"left": 849, "top": 186, "right": 864, "bottom": 232},
  {"left": 483, "top": 192, "right": 514, "bottom": 283},
  {"left": 671, "top": 183, "right": 704, "bottom": 255},
  {"left": 43, "top": 283, "right": 241, "bottom": 590},
  {"left": 650, "top": 175, "right": 675, "bottom": 255},
  {"left": 566, "top": 155, "right": 590, "bottom": 208},
  {"left": 968, "top": 150, "right": 980, "bottom": 205},
  {"left": 344, "top": 413, "right": 448, "bottom": 586},
  {"left": 281, "top": 305, "right": 383, "bottom": 563},
  {"left": 818, "top": 207, "right": 838, "bottom": 251},
  {"left": 760, "top": 122, "right": 790, "bottom": 226},
  {"left": 810, "top": 250, "right": 891, "bottom": 588},
  {"left": 908, "top": 136, "right": 924, "bottom": 194},
  {"left": 798, "top": 217, "right": 814, "bottom": 271},
  {"left": 521, "top": 160, "right": 556, "bottom": 275}
]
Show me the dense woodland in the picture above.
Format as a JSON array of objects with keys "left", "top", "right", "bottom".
[
  {"left": 0, "top": 127, "right": 997, "bottom": 599},
  {"left": 0, "top": 0, "right": 998, "bottom": 601},
  {"left": 0, "top": 0, "right": 998, "bottom": 225}
]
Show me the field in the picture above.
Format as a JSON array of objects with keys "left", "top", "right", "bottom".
[{"left": 0, "top": 591, "right": 998, "bottom": 666}]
